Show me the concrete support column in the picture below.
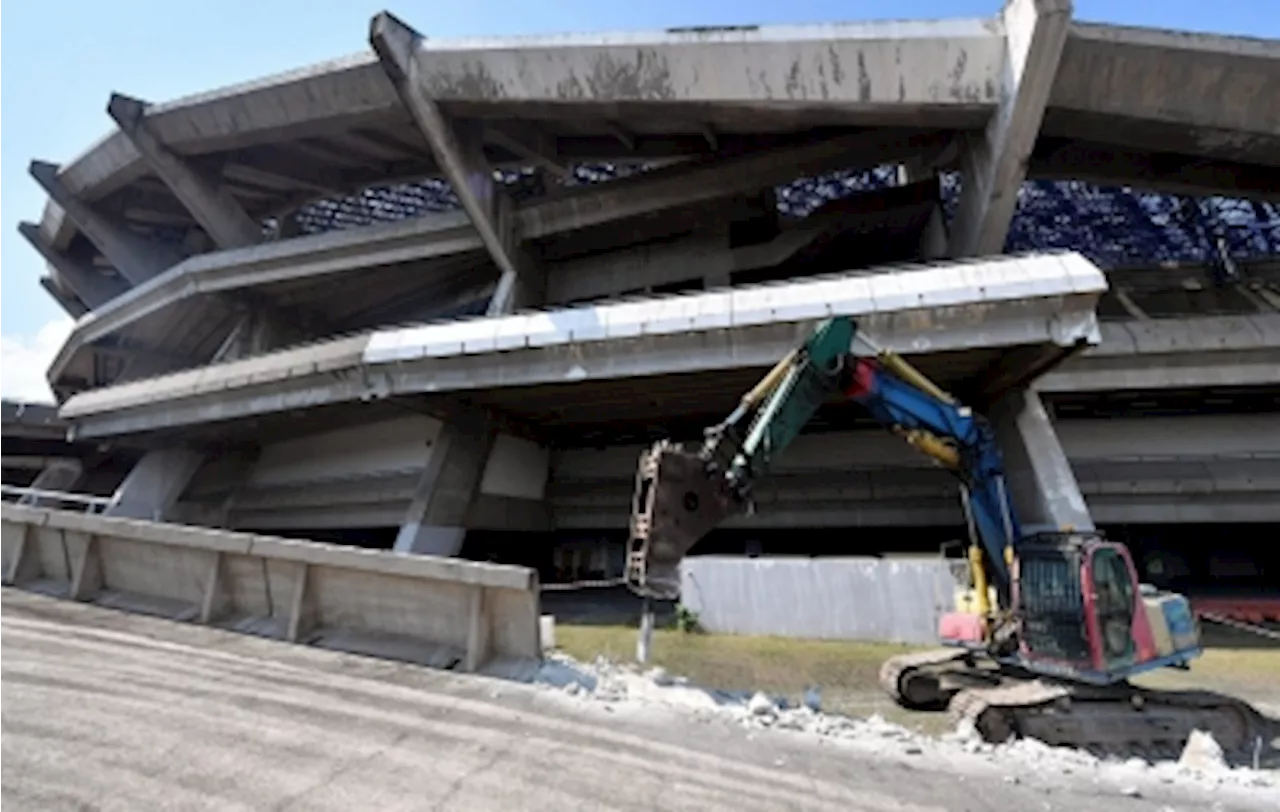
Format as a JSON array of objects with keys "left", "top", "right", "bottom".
[
  {"left": 948, "top": 0, "right": 1071, "bottom": 257},
  {"left": 395, "top": 412, "right": 497, "bottom": 557},
  {"left": 370, "top": 12, "right": 544, "bottom": 316},
  {"left": 989, "top": 388, "right": 1095, "bottom": 532},
  {"left": 39, "top": 278, "right": 89, "bottom": 318},
  {"left": 107, "top": 94, "right": 264, "bottom": 250},
  {"left": 212, "top": 306, "right": 303, "bottom": 363},
  {"left": 104, "top": 448, "right": 205, "bottom": 521},
  {"left": 28, "top": 161, "right": 183, "bottom": 285},
  {"left": 20, "top": 222, "right": 129, "bottom": 309},
  {"left": 18, "top": 460, "right": 85, "bottom": 506}
]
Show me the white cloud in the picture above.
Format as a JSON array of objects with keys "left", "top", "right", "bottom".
[{"left": 1, "top": 316, "right": 75, "bottom": 403}]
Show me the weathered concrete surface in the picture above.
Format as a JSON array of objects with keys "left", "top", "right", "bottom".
[
  {"left": 1, "top": 504, "right": 541, "bottom": 671},
  {"left": 1037, "top": 314, "right": 1280, "bottom": 392},
  {"left": 6, "top": 589, "right": 1271, "bottom": 812},
  {"left": 550, "top": 413, "right": 1280, "bottom": 528},
  {"left": 373, "top": 13, "right": 544, "bottom": 316},
  {"left": 948, "top": 0, "right": 1070, "bottom": 258},
  {"left": 1047, "top": 23, "right": 1280, "bottom": 165},
  {"left": 103, "top": 447, "right": 204, "bottom": 520},
  {"left": 56, "top": 251, "right": 1106, "bottom": 440},
  {"left": 47, "top": 129, "right": 941, "bottom": 389},
  {"left": 106, "top": 93, "right": 264, "bottom": 250}
]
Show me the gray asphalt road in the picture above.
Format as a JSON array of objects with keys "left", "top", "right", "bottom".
[{"left": 2, "top": 588, "right": 1272, "bottom": 811}]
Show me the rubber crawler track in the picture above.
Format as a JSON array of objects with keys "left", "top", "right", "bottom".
[
  {"left": 947, "top": 680, "right": 1279, "bottom": 765},
  {"left": 878, "top": 649, "right": 968, "bottom": 706}
]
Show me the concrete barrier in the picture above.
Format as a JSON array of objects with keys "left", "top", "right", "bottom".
[
  {"left": 679, "top": 556, "right": 957, "bottom": 645},
  {"left": 1, "top": 504, "right": 542, "bottom": 671}
]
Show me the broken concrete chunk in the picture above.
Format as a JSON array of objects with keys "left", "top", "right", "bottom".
[
  {"left": 748, "top": 691, "right": 776, "bottom": 716},
  {"left": 1178, "top": 729, "right": 1227, "bottom": 773}
]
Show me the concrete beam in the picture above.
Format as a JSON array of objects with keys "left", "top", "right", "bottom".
[
  {"left": 107, "top": 94, "right": 264, "bottom": 250},
  {"left": 1036, "top": 314, "right": 1280, "bottom": 393},
  {"left": 520, "top": 130, "right": 952, "bottom": 239},
  {"left": 371, "top": 15, "right": 1002, "bottom": 107},
  {"left": 104, "top": 448, "right": 205, "bottom": 521},
  {"left": 545, "top": 215, "right": 835, "bottom": 304},
  {"left": 394, "top": 411, "right": 498, "bottom": 557},
  {"left": 39, "top": 278, "right": 89, "bottom": 319},
  {"left": 1027, "top": 140, "right": 1280, "bottom": 202},
  {"left": 484, "top": 125, "right": 572, "bottom": 180},
  {"left": 989, "top": 387, "right": 1094, "bottom": 532},
  {"left": 29, "top": 161, "right": 182, "bottom": 285},
  {"left": 19, "top": 222, "right": 129, "bottom": 309},
  {"left": 1048, "top": 23, "right": 1280, "bottom": 166},
  {"left": 371, "top": 13, "right": 543, "bottom": 316},
  {"left": 948, "top": 0, "right": 1071, "bottom": 257},
  {"left": 57, "top": 252, "right": 1106, "bottom": 440},
  {"left": 211, "top": 304, "right": 308, "bottom": 363}
]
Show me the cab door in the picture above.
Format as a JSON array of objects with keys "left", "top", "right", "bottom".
[{"left": 1085, "top": 545, "right": 1138, "bottom": 672}]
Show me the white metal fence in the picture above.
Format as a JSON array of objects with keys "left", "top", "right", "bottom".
[{"left": 679, "top": 555, "right": 958, "bottom": 645}]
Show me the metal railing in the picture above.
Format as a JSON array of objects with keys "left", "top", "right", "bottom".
[{"left": 0, "top": 484, "right": 112, "bottom": 514}]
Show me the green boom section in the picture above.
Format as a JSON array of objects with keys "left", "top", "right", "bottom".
[{"left": 730, "top": 317, "right": 855, "bottom": 488}]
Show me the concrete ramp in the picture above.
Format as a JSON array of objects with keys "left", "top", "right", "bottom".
[{"left": 1, "top": 504, "right": 542, "bottom": 672}]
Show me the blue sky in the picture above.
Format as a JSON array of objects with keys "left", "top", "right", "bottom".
[{"left": 2, "top": 0, "right": 1276, "bottom": 399}]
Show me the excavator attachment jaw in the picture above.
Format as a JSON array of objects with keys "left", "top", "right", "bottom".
[{"left": 625, "top": 439, "right": 747, "bottom": 599}]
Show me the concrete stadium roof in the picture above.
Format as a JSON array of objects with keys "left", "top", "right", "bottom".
[
  {"left": 30, "top": 13, "right": 1280, "bottom": 256},
  {"left": 57, "top": 251, "right": 1107, "bottom": 442},
  {"left": 20, "top": 4, "right": 1280, "bottom": 420}
]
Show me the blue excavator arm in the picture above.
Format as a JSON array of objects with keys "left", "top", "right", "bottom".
[{"left": 626, "top": 315, "right": 1020, "bottom": 601}]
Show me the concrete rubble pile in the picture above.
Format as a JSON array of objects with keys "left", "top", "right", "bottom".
[{"left": 525, "top": 653, "right": 1278, "bottom": 802}]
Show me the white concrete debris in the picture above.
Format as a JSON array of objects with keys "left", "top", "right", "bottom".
[
  {"left": 1179, "top": 729, "right": 1228, "bottom": 772},
  {"left": 527, "top": 653, "right": 1279, "bottom": 801}
]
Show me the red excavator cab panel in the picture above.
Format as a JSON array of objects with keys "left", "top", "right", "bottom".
[{"left": 1013, "top": 533, "right": 1160, "bottom": 682}]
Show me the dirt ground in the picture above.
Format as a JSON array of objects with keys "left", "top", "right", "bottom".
[
  {"left": 5, "top": 588, "right": 1276, "bottom": 812},
  {"left": 556, "top": 622, "right": 1280, "bottom": 735}
]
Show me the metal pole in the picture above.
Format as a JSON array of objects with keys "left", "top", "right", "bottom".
[{"left": 636, "top": 597, "right": 654, "bottom": 664}]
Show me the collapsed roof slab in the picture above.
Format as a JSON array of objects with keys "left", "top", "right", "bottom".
[{"left": 59, "top": 251, "right": 1106, "bottom": 441}]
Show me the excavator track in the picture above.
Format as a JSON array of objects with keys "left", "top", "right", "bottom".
[
  {"left": 947, "top": 679, "right": 1279, "bottom": 765},
  {"left": 879, "top": 649, "right": 972, "bottom": 709}
]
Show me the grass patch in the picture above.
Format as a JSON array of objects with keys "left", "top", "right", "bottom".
[
  {"left": 556, "top": 624, "right": 1280, "bottom": 732},
  {"left": 1134, "top": 648, "right": 1280, "bottom": 704},
  {"left": 556, "top": 624, "right": 949, "bottom": 731}
]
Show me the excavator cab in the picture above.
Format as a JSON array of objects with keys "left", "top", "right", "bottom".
[
  {"left": 934, "top": 523, "right": 1204, "bottom": 684},
  {"left": 1010, "top": 532, "right": 1203, "bottom": 683}
]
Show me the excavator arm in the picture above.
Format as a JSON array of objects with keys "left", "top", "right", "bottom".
[{"left": 625, "top": 315, "right": 1019, "bottom": 601}]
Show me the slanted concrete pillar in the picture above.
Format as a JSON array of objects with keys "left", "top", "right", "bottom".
[
  {"left": 948, "top": 0, "right": 1071, "bottom": 257},
  {"left": 395, "top": 412, "right": 497, "bottom": 557},
  {"left": 212, "top": 305, "right": 304, "bottom": 362},
  {"left": 28, "top": 161, "right": 183, "bottom": 285},
  {"left": 370, "top": 12, "right": 544, "bottom": 316},
  {"left": 107, "top": 94, "right": 264, "bottom": 250},
  {"left": 30, "top": 158, "right": 185, "bottom": 284},
  {"left": 39, "top": 277, "right": 89, "bottom": 318},
  {"left": 20, "top": 222, "right": 129, "bottom": 309},
  {"left": 18, "top": 460, "right": 85, "bottom": 506},
  {"left": 104, "top": 448, "right": 205, "bottom": 521},
  {"left": 989, "top": 388, "right": 1094, "bottom": 532}
]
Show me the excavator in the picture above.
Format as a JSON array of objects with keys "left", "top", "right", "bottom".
[{"left": 624, "top": 315, "right": 1274, "bottom": 760}]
